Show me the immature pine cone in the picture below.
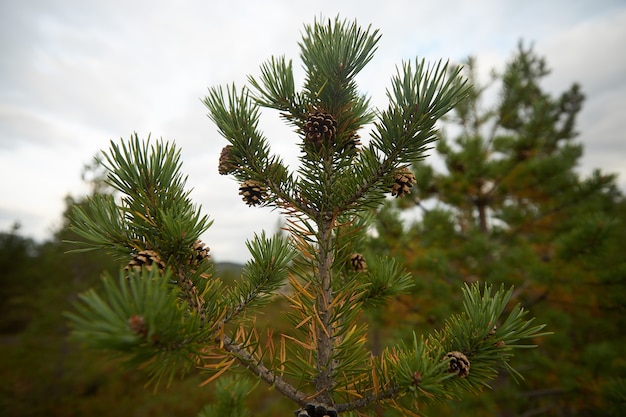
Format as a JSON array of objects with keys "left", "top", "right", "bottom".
[
  {"left": 411, "top": 370, "right": 423, "bottom": 386},
  {"left": 303, "top": 111, "right": 337, "bottom": 150},
  {"left": 128, "top": 314, "right": 147, "bottom": 338},
  {"left": 218, "top": 145, "right": 237, "bottom": 175},
  {"left": 239, "top": 180, "right": 267, "bottom": 206},
  {"left": 125, "top": 250, "right": 166, "bottom": 274},
  {"left": 445, "top": 351, "right": 470, "bottom": 378},
  {"left": 350, "top": 253, "right": 367, "bottom": 272},
  {"left": 391, "top": 167, "right": 416, "bottom": 198}
]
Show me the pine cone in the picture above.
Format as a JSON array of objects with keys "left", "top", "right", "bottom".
[
  {"left": 128, "top": 314, "right": 147, "bottom": 338},
  {"left": 125, "top": 250, "right": 166, "bottom": 274},
  {"left": 444, "top": 351, "right": 470, "bottom": 378},
  {"left": 218, "top": 145, "right": 237, "bottom": 175},
  {"left": 303, "top": 111, "right": 337, "bottom": 150},
  {"left": 189, "top": 239, "right": 211, "bottom": 265},
  {"left": 350, "top": 253, "right": 367, "bottom": 272},
  {"left": 411, "top": 370, "right": 423, "bottom": 386},
  {"left": 300, "top": 404, "right": 337, "bottom": 417},
  {"left": 391, "top": 167, "right": 416, "bottom": 198},
  {"left": 239, "top": 180, "right": 267, "bottom": 206},
  {"left": 339, "top": 132, "right": 362, "bottom": 153}
]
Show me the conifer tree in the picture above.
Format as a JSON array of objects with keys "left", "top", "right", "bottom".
[
  {"left": 369, "top": 44, "right": 626, "bottom": 415},
  {"left": 66, "top": 18, "right": 547, "bottom": 416}
]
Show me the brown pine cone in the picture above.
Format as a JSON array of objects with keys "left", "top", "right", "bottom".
[
  {"left": 239, "top": 180, "right": 267, "bottom": 206},
  {"left": 350, "top": 253, "right": 367, "bottom": 272},
  {"left": 444, "top": 351, "right": 470, "bottom": 378},
  {"left": 303, "top": 111, "right": 338, "bottom": 150},
  {"left": 189, "top": 239, "right": 211, "bottom": 265},
  {"left": 391, "top": 167, "right": 416, "bottom": 198},
  {"left": 125, "top": 249, "right": 166, "bottom": 275},
  {"left": 218, "top": 145, "right": 237, "bottom": 175}
]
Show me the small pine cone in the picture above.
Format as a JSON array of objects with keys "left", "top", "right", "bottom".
[
  {"left": 301, "top": 404, "right": 337, "bottom": 417},
  {"left": 391, "top": 167, "right": 416, "bottom": 198},
  {"left": 338, "top": 132, "right": 362, "bottom": 154},
  {"left": 303, "top": 111, "right": 337, "bottom": 150},
  {"left": 125, "top": 250, "right": 166, "bottom": 274},
  {"left": 128, "top": 314, "right": 147, "bottom": 338},
  {"left": 322, "top": 408, "right": 337, "bottom": 417},
  {"left": 239, "top": 180, "right": 267, "bottom": 206},
  {"left": 218, "top": 145, "right": 237, "bottom": 175},
  {"left": 445, "top": 351, "right": 470, "bottom": 378},
  {"left": 189, "top": 239, "right": 211, "bottom": 265},
  {"left": 350, "top": 253, "right": 367, "bottom": 272},
  {"left": 411, "top": 370, "right": 423, "bottom": 386}
]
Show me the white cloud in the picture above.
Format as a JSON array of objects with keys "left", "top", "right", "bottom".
[{"left": 537, "top": 7, "right": 626, "bottom": 186}]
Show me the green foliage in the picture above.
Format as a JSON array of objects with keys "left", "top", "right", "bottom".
[
  {"left": 65, "top": 268, "right": 204, "bottom": 387},
  {"left": 62, "top": 17, "right": 548, "bottom": 416},
  {"left": 371, "top": 42, "right": 626, "bottom": 415},
  {"left": 225, "top": 232, "right": 296, "bottom": 319},
  {"left": 197, "top": 377, "right": 254, "bottom": 417},
  {"left": 0, "top": 224, "right": 39, "bottom": 332},
  {"left": 359, "top": 256, "right": 414, "bottom": 309},
  {"left": 68, "top": 133, "right": 213, "bottom": 261},
  {"left": 389, "top": 284, "right": 547, "bottom": 406}
]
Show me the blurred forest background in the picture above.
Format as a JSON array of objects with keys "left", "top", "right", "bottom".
[{"left": 1, "top": 46, "right": 625, "bottom": 417}]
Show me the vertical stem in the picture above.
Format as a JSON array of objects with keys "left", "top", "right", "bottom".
[
  {"left": 315, "top": 151, "right": 337, "bottom": 406},
  {"left": 477, "top": 200, "right": 489, "bottom": 233},
  {"left": 475, "top": 181, "right": 489, "bottom": 234},
  {"left": 315, "top": 213, "right": 335, "bottom": 406}
]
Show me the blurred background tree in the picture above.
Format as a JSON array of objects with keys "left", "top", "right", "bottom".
[{"left": 367, "top": 43, "right": 626, "bottom": 416}]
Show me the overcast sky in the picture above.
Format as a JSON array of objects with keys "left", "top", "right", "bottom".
[{"left": 1, "top": 0, "right": 625, "bottom": 263}]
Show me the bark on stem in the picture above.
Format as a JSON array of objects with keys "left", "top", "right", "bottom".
[
  {"left": 334, "top": 385, "right": 401, "bottom": 412},
  {"left": 220, "top": 334, "right": 309, "bottom": 406},
  {"left": 315, "top": 212, "right": 336, "bottom": 406}
]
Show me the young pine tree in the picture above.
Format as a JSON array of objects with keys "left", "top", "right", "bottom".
[
  {"left": 369, "top": 44, "right": 626, "bottom": 415},
  {"left": 66, "top": 18, "right": 547, "bottom": 416}
]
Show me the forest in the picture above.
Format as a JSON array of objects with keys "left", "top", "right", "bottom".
[{"left": 1, "top": 33, "right": 625, "bottom": 417}]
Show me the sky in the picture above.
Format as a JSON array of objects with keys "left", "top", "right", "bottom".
[{"left": 1, "top": 0, "right": 625, "bottom": 263}]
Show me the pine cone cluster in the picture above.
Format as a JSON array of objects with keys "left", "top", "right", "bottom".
[
  {"left": 125, "top": 250, "right": 166, "bottom": 275},
  {"left": 303, "top": 111, "right": 337, "bottom": 150},
  {"left": 296, "top": 404, "right": 338, "bottom": 417},
  {"left": 391, "top": 167, "right": 416, "bottom": 198},
  {"left": 444, "top": 351, "right": 470, "bottom": 378},
  {"left": 350, "top": 253, "right": 367, "bottom": 272},
  {"left": 239, "top": 180, "right": 267, "bottom": 206},
  {"left": 218, "top": 145, "right": 237, "bottom": 175}
]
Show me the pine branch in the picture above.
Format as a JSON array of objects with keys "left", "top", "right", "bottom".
[
  {"left": 222, "top": 232, "right": 296, "bottom": 324},
  {"left": 219, "top": 333, "right": 309, "bottom": 407},
  {"left": 66, "top": 16, "right": 550, "bottom": 416}
]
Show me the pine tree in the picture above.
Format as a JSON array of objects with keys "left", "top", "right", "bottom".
[
  {"left": 66, "top": 18, "right": 547, "bottom": 416},
  {"left": 370, "top": 43, "right": 626, "bottom": 415}
]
